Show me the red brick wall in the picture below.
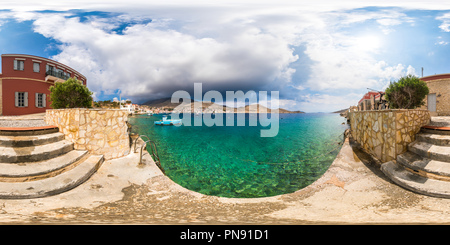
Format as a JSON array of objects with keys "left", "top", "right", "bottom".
[
  {"left": 1, "top": 54, "right": 87, "bottom": 115},
  {"left": 1, "top": 79, "right": 52, "bottom": 115}
]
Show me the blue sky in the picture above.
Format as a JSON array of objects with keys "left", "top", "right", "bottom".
[{"left": 2, "top": 1, "right": 450, "bottom": 112}]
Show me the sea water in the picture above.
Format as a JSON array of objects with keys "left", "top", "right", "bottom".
[{"left": 128, "top": 113, "right": 347, "bottom": 198}]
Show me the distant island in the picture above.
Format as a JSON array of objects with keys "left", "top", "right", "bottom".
[
  {"left": 332, "top": 108, "right": 349, "bottom": 114},
  {"left": 142, "top": 97, "right": 305, "bottom": 114}
]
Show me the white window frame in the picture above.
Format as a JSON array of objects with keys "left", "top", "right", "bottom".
[
  {"left": 14, "top": 60, "right": 25, "bottom": 71},
  {"left": 33, "top": 62, "right": 40, "bottom": 73},
  {"left": 46, "top": 64, "right": 55, "bottom": 72},
  {"left": 35, "top": 93, "right": 46, "bottom": 108},
  {"left": 15, "top": 92, "right": 28, "bottom": 107}
]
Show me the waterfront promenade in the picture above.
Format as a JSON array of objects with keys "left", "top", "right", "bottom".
[{"left": 0, "top": 115, "right": 449, "bottom": 223}]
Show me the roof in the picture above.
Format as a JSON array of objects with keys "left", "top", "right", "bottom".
[
  {"left": 358, "top": 91, "right": 384, "bottom": 104},
  {"left": 1, "top": 54, "right": 86, "bottom": 81},
  {"left": 420, "top": 73, "right": 450, "bottom": 82}
]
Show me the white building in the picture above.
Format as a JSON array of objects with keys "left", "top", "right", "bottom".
[{"left": 120, "top": 103, "right": 133, "bottom": 114}]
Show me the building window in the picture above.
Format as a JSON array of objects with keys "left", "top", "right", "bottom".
[
  {"left": 35, "top": 93, "right": 46, "bottom": 108},
  {"left": 13, "top": 60, "right": 24, "bottom": 71},
  {"left": 15, "top": 92, "right": 28, "bottom": 107},
  {"left": 33, "top": 62, "right": 40, "bottom": 73}
]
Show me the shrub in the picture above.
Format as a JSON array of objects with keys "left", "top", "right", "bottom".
[
  {"left": 385, "top": 75, "right": 429, "bottom": 109},
  {"left": 49, "top": 78, "right": 93, "bottom": 109}
]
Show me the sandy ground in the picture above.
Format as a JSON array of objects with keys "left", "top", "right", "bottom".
[{"left": 0, "top": 133, "right": 450, "bottom": 225}]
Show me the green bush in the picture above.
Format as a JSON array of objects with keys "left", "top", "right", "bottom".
[
  {"left": 49, "top": 78, "right": 93, "bottom": 109},
  {"left": 385, "top": 75, "right": 429, "bottom": 109}
]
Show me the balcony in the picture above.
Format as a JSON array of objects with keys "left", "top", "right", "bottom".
[{"left": 45, "top": 70, "right": 70, "bottom": 83}]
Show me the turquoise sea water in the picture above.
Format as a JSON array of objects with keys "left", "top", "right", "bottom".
[{"left": 128, "top": 113, "right": 347, "bottom": 198}]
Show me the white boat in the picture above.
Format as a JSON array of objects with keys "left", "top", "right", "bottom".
[{"left": 154, "top": 116, "right": 182, "bottom": 126}]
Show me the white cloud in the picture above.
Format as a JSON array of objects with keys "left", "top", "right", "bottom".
[
  {"left": 2, "top": 0, "right": 450, "bottom": 13},
  {"left": 29, "top": 12, "right": 299, "bottom": 101},
  {"left": 299, "top": 28, "right": 412, "bottom": 92},
  {"left": 297, "top": 93, "right": 363, "bottom": 112},
  {"left": 0, "top": 2, "right": 432, "bottom": 111},
  {"left": 435, "top": 36, "right": 449, "bottom": 45},
  {"left": 328, "top": 9, "right": 414, "bottom": 34},
  {"left": 437, "top": 13, "right": 450, "bottom": 32},
  {"left": 406, "top": 65, "right": 417, "bottom": 76}
]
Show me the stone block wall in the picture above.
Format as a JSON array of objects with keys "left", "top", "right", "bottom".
[
  {"left": 349, "top": 109, "right": 430, "bottom": 162},
  {"left": 45, "top": 108, "right": 130, "bottom": 160},
  {"left": 418, "top": 78, "right": 450, "bottom": 116}
]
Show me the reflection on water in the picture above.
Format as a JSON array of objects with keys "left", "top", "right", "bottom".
[{"left": 128, "top": 113, "right": 347, "bottom": 198}]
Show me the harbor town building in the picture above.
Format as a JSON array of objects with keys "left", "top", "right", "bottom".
[
  {"left": 357, "top": 91, "right": 387, "bottom": 111},
  {"left": 418, "top": 73, "right": 450, "bottom": 116},
  {"left": 357, "top": 73, "right": 450, "bottom": 114},
  {"left": 0, "top": 54, "right": 86, "bottom": 115}
]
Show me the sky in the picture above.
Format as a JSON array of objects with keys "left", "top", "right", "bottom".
[{"left": 2, "top": 1, "right": 450, "bottom": 112}]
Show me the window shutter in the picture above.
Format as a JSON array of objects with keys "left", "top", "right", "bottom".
[
  {"left": 14, "top": 60, "right": 18, "bottom": 70},
  {"left": 35, "top": 93, "right": 39, "bottom": 107},
  {"left": 33, "top": 63, "right": 40, "bottom": 73},
  {"left": 15, "top": 92, "right": 18, "bottom": 107},
  {"left": 43, "top": 94, "right": 46, "bottom": 107},
  {"left": 24, "top": 92, "right": 28, "bottom": 107}
]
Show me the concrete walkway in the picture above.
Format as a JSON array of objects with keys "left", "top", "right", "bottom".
[
  {"left": 0, "top": 113, "right": 48, "bottom": 127},
  {"left": 1, "top": 136, "right": 450, "bottom": 224}
]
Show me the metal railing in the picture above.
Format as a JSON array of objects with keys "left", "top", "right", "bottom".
[
  {"left": 134, "top": 135, "right": 164, "bottom": 174},
  {"left": 45, "top": 70, "right": 70, "bottom": 80}
]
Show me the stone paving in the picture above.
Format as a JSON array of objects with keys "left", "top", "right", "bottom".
[
  {"left": 0, "top": 113, "right": 48, "bottom": 128},
  {"left": 0, "top": 135, "right": 450, "bottom": 224},
  {"left": 1, "top": 113, "right": 450, "bottom": 224}
]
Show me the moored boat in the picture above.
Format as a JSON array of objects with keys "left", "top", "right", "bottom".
[{"left": 154, "top": 116, "right": 182, "bottom": 126}]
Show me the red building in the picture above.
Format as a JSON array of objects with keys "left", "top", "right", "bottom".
[
  {"left": 0, "top": 54, "right": 86, "bottom": 115},
  {"left": 358, "top": 91, "right": 386, "bottom": 111}
]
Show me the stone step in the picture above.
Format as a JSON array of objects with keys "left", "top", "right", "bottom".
[
  {"left": 0, "top": 150, "right": 88, "bottom": 181},
  {"left": 0, "top": 154, "right": 104, "bottom": 199},
  {"left": 397, "top": 151, "right": 450, "bottom": 179},
  {"left": 408, "top": 141, "right": 450, "bottom": 162},
  {"left": 0, "top": 132, "right": 65, "bottom": 147},
  {"left": 381, "top": 161, "right": 450, "bottom": 199},
  {"left": 416, "top": 133, "right": 450, "bottom": 146},
  {"left": 0, "top": 126, "right": 59, "bottom": 136},
  {"left": 428, "top": 117, "right": 450, "bottom": 127},
  {"left": 421, "top": 127, "right": 450, "bottom": 135},
  {"left": 0, "top": 140, "right": 74, "bottom": 163}
]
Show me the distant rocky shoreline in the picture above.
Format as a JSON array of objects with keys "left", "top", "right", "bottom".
[{"left": 143, "top": 97, "right": 305, "bottom": 114}]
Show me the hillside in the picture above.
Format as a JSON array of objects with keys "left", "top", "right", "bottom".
[
  {"left": 239, "top": 104, "right": 304, "bottom": 114},
  {"left": 333, "top": 107, "right": 350, "bottom": 118},
  {"left": 332, "top": 108, "right": 349, "bottom": 114},
  {"left": 142, "top": 97, "right": 193, "bottom": 108},
  {"left": 142, "top": 97, "right": 304, "bottom": 113}
]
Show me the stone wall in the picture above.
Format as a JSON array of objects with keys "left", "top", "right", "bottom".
[
  {"left": 349, "top": 109, "right": 430, "bottom": 162},
  {"left": 45, "top": 108, "right": 130, "bottom": 160}
]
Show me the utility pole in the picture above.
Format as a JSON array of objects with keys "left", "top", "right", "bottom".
[
  {"left": 119, "top": 89, "right": 122, "bottom": 110},
  {"left": 422, "top": 67, "right": 424, "bottom": 77}
]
